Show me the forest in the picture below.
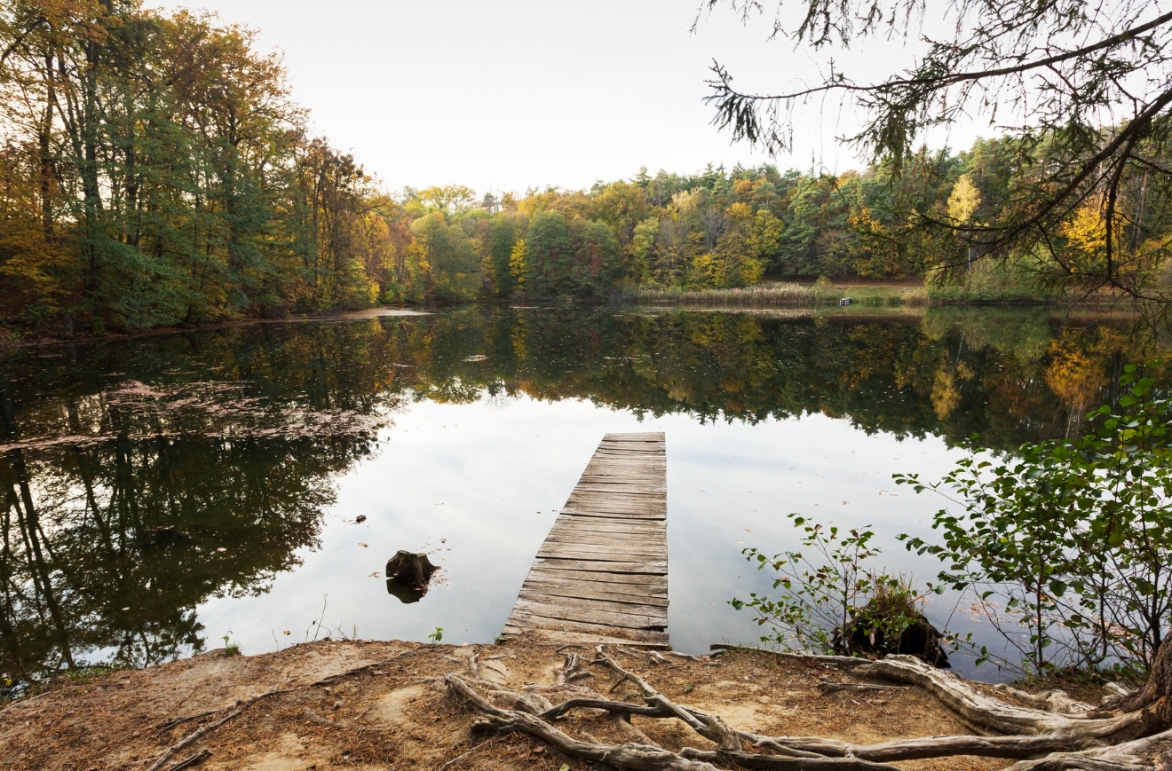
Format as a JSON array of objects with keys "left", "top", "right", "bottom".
[{"left": 2, "top": 2, "right": 1169, "bottom": 334}]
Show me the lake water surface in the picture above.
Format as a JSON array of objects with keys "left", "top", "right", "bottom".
[{"left": 0, "top": 305, "right": 1161, "bottom": 690}]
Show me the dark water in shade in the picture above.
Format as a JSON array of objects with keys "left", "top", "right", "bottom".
[{"left": 0, "top": 305, "right": 1162, "bottom": 690}]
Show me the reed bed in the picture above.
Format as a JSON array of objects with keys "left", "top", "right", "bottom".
[{"left": 624, "top": 283, "right": 818, "bottom": 307}]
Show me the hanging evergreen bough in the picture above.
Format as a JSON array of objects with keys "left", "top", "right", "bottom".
[{"left": 443, "top": 644, "right": 1172, "bottom": 770}]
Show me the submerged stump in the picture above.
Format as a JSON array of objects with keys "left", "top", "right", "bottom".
[{"left": 385, "top": 550, "right": 437, "bottom": 604}]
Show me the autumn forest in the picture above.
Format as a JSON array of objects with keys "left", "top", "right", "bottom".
[{"left": 2, "top": 2, "right": 1169, "bottom": 335}]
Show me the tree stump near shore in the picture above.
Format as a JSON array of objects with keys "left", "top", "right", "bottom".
[
  {"left": 833, "top": 613, "right": 951, "bottom": 668},
  {"left": 385, "top": 551, "right": 437, "bottom": 604}
]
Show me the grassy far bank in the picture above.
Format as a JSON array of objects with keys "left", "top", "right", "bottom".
[
  {"left": 620, "top": 278, "right": 1072, "bottom": 309},
  {"left": 0, "top": 281, "right": 1112, "bottom": 348}
]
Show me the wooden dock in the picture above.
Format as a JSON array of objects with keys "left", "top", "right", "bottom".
[{"left": 502, "top": 432, "right": 668, "bottom": 646}]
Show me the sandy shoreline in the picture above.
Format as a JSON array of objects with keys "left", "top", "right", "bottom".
[{"left": 0, "top": 636, "right": 1031, "bottom": 771}]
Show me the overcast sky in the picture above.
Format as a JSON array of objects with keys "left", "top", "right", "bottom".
[{"left": 148, "top": 1, "right": 986, "bottom": 195}]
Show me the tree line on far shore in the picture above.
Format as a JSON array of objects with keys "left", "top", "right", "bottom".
[{"left": 2, "top": 2, "right": 1169, "bottom": 334}]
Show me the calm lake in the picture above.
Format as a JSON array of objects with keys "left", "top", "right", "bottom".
[{"left": 0, "top": 305, "right": 1161, "bottom": 690}]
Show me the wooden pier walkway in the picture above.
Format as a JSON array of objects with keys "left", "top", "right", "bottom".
[{"left": 502, "top": 432, "right": 668, "bottom": 646}]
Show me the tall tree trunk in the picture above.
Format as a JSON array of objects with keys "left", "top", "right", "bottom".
[
  {"left": 40, "top": 54, "right": 55, "bottom": 239},
  {"left": 79, "top": 20, "right": 105, "bottom": 308},
  {"left": 1110, "top": 633, "right": 1172, "bottom": 736}
]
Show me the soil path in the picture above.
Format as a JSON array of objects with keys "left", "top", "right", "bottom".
[{"left": 0, "top": 638, "right": 1025, "bottom": 771}]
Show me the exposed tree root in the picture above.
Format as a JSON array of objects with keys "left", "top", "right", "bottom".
[
  {"left": 554, "top": 651, "right": 592, "bottom": 686},
  {"left": 594, "top": 647, "right": 1116, "bottom": 762},
  {"left": 1098, "top": 635, "right": 1172, "bottom": 739},
  {"left": 991, "top": 684, "right": 1095, "bottom": 714},
  {"left": 168, "top": 748, "right": 211, "bottom": 770},
  {"left": 155, "top": 706, "right": 228, "bottom": 733},
  {"left": 1102, "top": 683, "right": 1135, "bottom": 699},
  {"left": 794, "top": 653, "right": 1142, "bottom": 737},
  {"left": 447, "top": 673, "right": 899, "bottom": 771},
  {"left": 441, "top": 644, "right": 1172, "bottom": 771},
  {"left": 1002, "top": 727, "right": 1172, "bottom": 770},
  {"left": 446, "top": 673, "right": 725, "bottom": 771},
  {"left": 817, "top": 680, "right": 906, "bottom": 696},
  {"left": 737, "top": 733, "right": 1103, "bottom": 763},
  {"left": 707, "top": 651, "right": 1139, "bottom": 735},
  {"left": 146, "top": 697, "right": 262, "bottom": 771}
]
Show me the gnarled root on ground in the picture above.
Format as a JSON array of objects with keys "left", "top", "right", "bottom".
[
  {"left": 844, "top": 655, "right": 1143, "bottom": 738},
  {"left": 990, "top": 683, "right": 1095, "bottom": 714},
  {"left": 1002, "top": 728, "right": 1172, "bottom": 770},
  {"left": 1098, "top": 632, "right": 1172, "bottom": 738},
  {"left": 443, "top": 644, "right": 1172, "bottom": 771},
  {"left": 554, "top": 651, "right": 592, "bottom": 686}
]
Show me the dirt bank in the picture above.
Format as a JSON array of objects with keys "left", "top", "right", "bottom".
[{"left": 0, "top": 636, "right": 1045, "bottom": 771}]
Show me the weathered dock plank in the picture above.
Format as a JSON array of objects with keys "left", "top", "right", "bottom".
[{"left": 502, "top": 432, "right": 669, "bottom": 646}]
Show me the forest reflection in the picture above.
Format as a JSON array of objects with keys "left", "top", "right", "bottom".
[{"left": 0, "top": 307, "right": 1161, "bottom": 693}]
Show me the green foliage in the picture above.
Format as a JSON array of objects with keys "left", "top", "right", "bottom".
[
  {"left": 926, "top": 258, "right": 1064, "bottom": 304},
  {"left": 731, "top": 514, "right": 938, "bottom": 656},
  {"left": 488, "top": 217, "right": 517, "bottom": 297},
  {"left": 221, "top": 631, "right": 241, "bottom": 657},
  {"left": 427, "top": 627, "right": 443, "bottom": 643},
  {"left": 408, "top": 213, "right": 482, "bottom": 301},
  {"left": 898, "top": 364, "right": 1172, "bottom": 674},
  {"left": 524, "top": 211, "right": 574, "bottom": 297},
  {"left": 520, "top": 211, "right": 620, "bottom": 299}
]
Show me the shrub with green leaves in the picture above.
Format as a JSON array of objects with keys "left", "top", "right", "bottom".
[
  {"left": 732, "top": 514, "right": 938, "bottom": 657},
  {"left": 898, "top": 364, "right": 1172, "bottom": 676}
]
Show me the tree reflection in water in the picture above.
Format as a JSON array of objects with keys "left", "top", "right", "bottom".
[{"left": 0, "top": 308, "right": 1162, "bottom": 694}]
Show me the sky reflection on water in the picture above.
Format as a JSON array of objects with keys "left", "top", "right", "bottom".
[
  {"left": 195, "top": 397, "right": 964, "bottom": 661},
  {"left": 2, "top": 307, "right": 1160, "bottom": 687}
]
